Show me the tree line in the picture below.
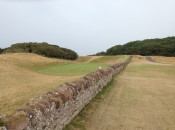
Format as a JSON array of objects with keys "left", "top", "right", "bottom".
[
  {"left": 0, "top": 42, "right": 78, "bottom": 60},
  {"left": 98, "top": 37, "right": 175, "bottom": 57}
]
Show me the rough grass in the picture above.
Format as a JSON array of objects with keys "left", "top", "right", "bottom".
[
  {"left": 152, "top": 56, "right": 175, "bottom": 64},
  {"left": 0, "top": 53, "right": 78, "bottom": 116},
  {"left": 75, "top": 56, "right": 100, "bottom": 62},
  {"left": 89, "top": 55, "right": 128, "bottom": 64},
  {"left": 0, "top": 53, "right": 125, "bottom": 116},
  {"left": 64, "top": 56, "right": 175, "bottom": 130}
]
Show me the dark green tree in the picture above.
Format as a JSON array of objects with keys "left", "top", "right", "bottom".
[
  {"left": 0, "top": 48, "right": 4, "bottom": 54},
  {"left": 104, "top": 37, "right": 175, "bottom": 57}
]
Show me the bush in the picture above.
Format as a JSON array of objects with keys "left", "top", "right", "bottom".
[{"left": 3, "top": 42, "right": 78, "bottom": 60}]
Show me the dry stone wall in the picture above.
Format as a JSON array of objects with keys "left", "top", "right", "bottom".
[{"left": 3, "top": 56, "right": 131, "bottom": 130}]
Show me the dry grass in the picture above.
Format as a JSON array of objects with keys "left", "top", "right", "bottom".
[
  {"left": 152, "top": 56, "right": 175, "bottom": 64},
  {"left": 0, "top": 53, "right": 79, "bottom": 116},
  {"left": 89, "top": 55, "right": 128, "bottom": 64},
  {"left": 65, "top": 56, "right": 175, "bottom": 130},
  {"left": 0, "top": 53, "right": 126, "bottom": 116},
  {"left": 75, "top": 56, "right": 101, "bottom": 62},
  {"left": 0, "top": 53, "right": 71, "bottom": 66},
  {"left": 131, "top": 55, "right": 149, "bottom": 63},
  {"left": 76, "top": 55, "right": 126, "bottom": 64}
]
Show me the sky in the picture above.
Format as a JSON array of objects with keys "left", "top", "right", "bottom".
[{"left": 0, "top": 0, "right": 175, "bottom": 55}]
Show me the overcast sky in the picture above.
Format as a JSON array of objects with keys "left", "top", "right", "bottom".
[{"left": 0, "top": 0, "right": 175, "bottom": 55}]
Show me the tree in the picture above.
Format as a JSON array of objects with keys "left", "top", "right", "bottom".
[
  {"left": 0, "top": 48, "right": 4, "bottom": 54},
  {"left": 104, "top": 37, "right": 175, "bottom": 57}
]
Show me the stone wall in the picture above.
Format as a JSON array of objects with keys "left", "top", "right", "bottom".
[{"left": 3, "top": 56, "right": 131, "bottom": 130}]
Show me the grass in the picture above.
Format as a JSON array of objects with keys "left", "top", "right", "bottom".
[
  {"left": 31, "top": 55, "right": 126, "bottom": 76},
  {"left": 64, "top": 57, "right": 128, "bottom": 130},
  {"left": 0, "top": 53, "right": 126, "bottom": 116},
  {"left": 75, "top": 56, "right": 99, "bottom": 62},
  {"left": 89, "top": 55, "right": 128, "bottom": 64},
  {"left": 0, "top": 53, "right": 80, "bottom": 116},
  {"left": 64, "top": 55, "right": 175, "bottom": 130},
  {"left": 129, "top": 63, "right": 175, "bottom": 78},
  {"left": 152, "top": 56, "right": 175, "bottom": 64},
  {"left": 64, "top": 80, "right": 115, "bottom": 130},
  {"left": 33, "top": 63, "right": 108, "bottom": 76}
]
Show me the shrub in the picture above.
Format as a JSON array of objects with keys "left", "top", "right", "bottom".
[{"left": 3, "top": 42, "right": 78, "bottom": 60}]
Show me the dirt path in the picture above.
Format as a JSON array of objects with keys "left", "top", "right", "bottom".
[{"left": 66, "top": 56, "right": 175, "bottom": 130}]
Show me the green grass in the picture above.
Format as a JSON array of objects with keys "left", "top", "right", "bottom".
[
  {"left": 33, "top": 63, "right": 108, "bottom": 76},
  {"left": 32, "top": 55, "right": 128, "bottom": 76}
]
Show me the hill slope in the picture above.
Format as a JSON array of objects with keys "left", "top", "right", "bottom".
[
  {"left": 0, "top": 53, "right": 126, "bottom": 116},
  {"left": 0, "top": 53, "right": 79, "bottom": 116}
]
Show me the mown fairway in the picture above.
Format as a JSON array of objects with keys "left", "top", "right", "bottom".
[
  {"left": 0, "top": 53, "right": 125, "bottom": 116},
  {"left": 65, "top": 56, "right": 175, "bottom": 130},
  {"left": 33, "top": 55, "right": 127, "bottom": 76}
]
